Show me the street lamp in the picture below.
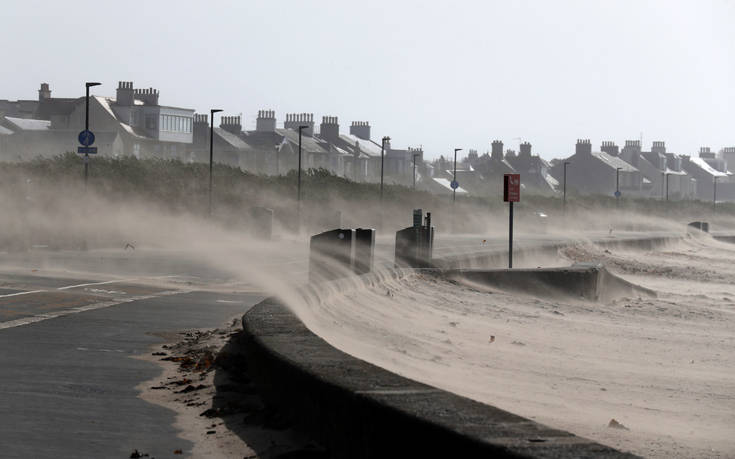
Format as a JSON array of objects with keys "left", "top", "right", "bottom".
[
  {"left": 413, "top": 153, "right": 421, "bottom": 190},
  {"left": 714, "top": 176, "right": 719, "bottom": 212},
  {"left": 665, "top": 172, "right": 671, "bottom": 202},
  {"left": 380, "top": 136, "right": 390, "bottom": 201},
  {"left": 616, "top": 167, "right": 622, "bottom": 207},
  {"left": 453, "top": 148, "right": 462, "bottom": 203},
  {"left": 563, "top": 161, "right": 570, "bottom": 214},
  {"left": 297, "top": 125, "right": 309, "bottom": 231},
  {"left": 83, "top": 82, "right": 101, "bottom": 189},
  {"left": 209, "top": 108, "right": 223, "bottom": 216}
]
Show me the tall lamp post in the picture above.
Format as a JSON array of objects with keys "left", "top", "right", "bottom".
[
  {"left": 83, "top": 82, "right": 101, "bottom": 189},
  {"left": 665, "top": 172, "right": 671, "bottom": 202},
  {"left": 616, "top": 167, "right": 622, "bottom": 207},
  {"left": 380, "top": 136, "right": 390, "bottom": 201},
  {"left": 412, "top": 153, "right": 421, "bottom": 190},
  {"left": 209, "top": 108, "right": 223, "bottom": 216},
  {"left": 714, "top": 176, "right": 719, "bottom": 212},
  {"left": 563, "top": 161, "right": 570, "bottom": 214},
  {"left": 453, "top": 148, "right": 462, "bottom": 203},
  {"left": 297, "top": 125, "right": 308, "bottom": 231}
]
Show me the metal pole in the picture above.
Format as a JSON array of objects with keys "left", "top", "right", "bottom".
[
  {"left": 209, "top": 108, "right": 222, "bottom": 217},
  {"left": 453, "top": 148, "right": 461, "bottom": 203},
  {"left": 616, "top": 167, "right": 620, "bottom": 207},
  {"left": 563, "top": 161, "right": 569, "bottom": 214},
  {"left": 380, "top": 136, "right": 388, "bottom": 201},
  {"left": 413, "top": 153, "right": 419, "bottom": 189},
  {"left": 298, "top": 125, "right": 306, "bottom": 231},
  {"left": 85, "top": 85, "right": 90, "bottom": 189},
  {"left": 508, "top": 201, "right": 513, "bottom": 269},
  {"left": 666, "top": 173, "right": 670, "bottom": 201},
  {"left": 661, "top": 172, "right": 665, "bottom": 199},
  {"left": 714, "top": 176, "right": 718, "bottom": 212},
  {"left": 83, "top": 82, "right": 100, "bottom": 188}
]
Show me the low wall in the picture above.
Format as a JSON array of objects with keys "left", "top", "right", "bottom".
[
  {"left": 237, "top": 234, "right": 683, "bottom": 458},
  {"left": 435, "top": 235, "right": 680, "bottom": 270},
  {"left": 449, "top": 265, "right": 655, "bottom": 302},
  {"left": 241, "top": 298, "right": 637, "bottom": 458}
]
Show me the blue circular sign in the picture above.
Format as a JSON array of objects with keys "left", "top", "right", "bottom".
[
  {"left": 450, "top": 180, "right": 459, "bottom": 190},
  {"left": 614, "top": 190, "right": 621, "bottom": 198},
  {"left": 78, "top": 130, "right": 95, "bottom": 146}
]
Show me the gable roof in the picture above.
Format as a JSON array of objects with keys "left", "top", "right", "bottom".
[
  {"left": 689, "top": 157, "right": 729, "bottom": 177},
  {"left": 214, "top": 127, "right": 250, "bottom": 150},
  {"left": 4, "top": 116, "right": 51, "bottom": 131},
  {"left": 591, "top": 151, "right": 637, "bottom": 172}
]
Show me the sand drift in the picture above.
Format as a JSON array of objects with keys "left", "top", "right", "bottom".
[{"left": 280, "top": 233, "right": 735, "bottom": 459}]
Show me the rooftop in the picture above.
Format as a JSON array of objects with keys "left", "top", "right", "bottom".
[
  {"left": 591, "top": 151, "right": 638, "bottom": 172},
  {"left": 4, "top": 116, "right": 51, "bottom": 131}
]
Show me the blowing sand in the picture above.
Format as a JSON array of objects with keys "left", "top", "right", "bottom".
[{"left": 287, "top": 233, "right": 735, "bottom": 458}]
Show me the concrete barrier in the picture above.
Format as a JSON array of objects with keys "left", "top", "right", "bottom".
[
  {"left": 308, "top": 229, "right": 355, "bottom": 283},
  {"left": 249, "top": 206, "right": 274, "bottom": 240},
  {"left": 241, "top": 297, "right": 636, "bottom": 459},
  {"left": 448, "top": 264, "right": 655, "bottom": 302}
]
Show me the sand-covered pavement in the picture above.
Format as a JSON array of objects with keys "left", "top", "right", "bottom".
[{"left": 288, "top": 233, "right": 735, "bottom": 458}]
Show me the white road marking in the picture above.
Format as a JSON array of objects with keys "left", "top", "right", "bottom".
[
  {"left": 0, "top": 290, "right": 187, "bottom": 330},
  {"left": 57, "top": 279, "right": 136, "bottom": 291},
  {"left": 0, "top": 290, "right": 46, "bottom": 298}
]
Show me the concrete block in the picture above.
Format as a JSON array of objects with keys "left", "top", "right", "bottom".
[
  {"left": 353, "top": 228, "right": 375, "bottom": 275},
  {"left": 687, "top": 221, "right": 709, "bottom": 233},
  {"left": 395, "top": 211, "right": 434, "bottom": 268},
  {"left": 249, "top": 207, "right": 274, "bottom": 240},
  {"left": 309, "top": 229, "right": 355, "bottom": 283}
]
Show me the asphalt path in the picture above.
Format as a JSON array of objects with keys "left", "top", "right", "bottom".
[{"left": 0, "top": 263, "right": 265, "bottom": 458}]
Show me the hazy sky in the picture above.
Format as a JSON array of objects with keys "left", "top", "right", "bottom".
[{"left": 2, "top": 0, "right": 733, "bottom": 160}]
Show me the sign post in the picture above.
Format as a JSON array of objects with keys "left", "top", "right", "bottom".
[{"left": 504, "top": 174, "right": 520, "bottom": 268}]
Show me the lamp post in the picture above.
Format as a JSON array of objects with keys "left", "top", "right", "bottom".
[
  {"left": 563, "top": 161, "right": 570, "bottom": 214},
  {"left": 380, "top": 136, "right": 390, "bottom": 201},
  {"left": 208, "top": 108, "right": 223, "bottom": 216},
  {"left": 666, "top": 172, "right": 671, "bottom": 202},
  {"left": 453, "top": 148, "right": 462, "bottom": 203},
  {"left": 413, "top": 153, "right": 420, "bottom": 190},
  {"left": 616, "top": 167, "right": 622, "bottom": 207},
  {"left": 83, "top": 82, "right": 101, "bottom": 189},
  {"left": 714, "top": 176, "right": 719, "bottom": 212},
  {"left": 297, "top": 125, "right": 308, "bottom": 231}
]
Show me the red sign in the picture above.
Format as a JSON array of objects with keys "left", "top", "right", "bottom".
[{"left": 504, "top": 174, "right": 520, "bottom": 202}]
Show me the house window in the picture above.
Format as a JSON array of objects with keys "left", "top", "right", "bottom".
[{"left": 146, "top": 115, "right": 157, "bottom": 130}]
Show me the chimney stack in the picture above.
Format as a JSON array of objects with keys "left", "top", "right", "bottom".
[
  {"left": 116, "top": 81, "right": 135, "bottom": 106},
  {"left": 699, "top": 146, "right": 715, "bottom": 159},
  {"left": 220, "top": 115, "right": 242, "bottom": 135},
  {"left": 256, "top": 109, "right": 276, "bottom": 132},
  {"left": 519, "top": 141, "right": 532, "bottom": 158},
  {"left": 651, "top": 141, "right": 666, "bottom": 155},
  {"left": 491, "top": 140, "right": 504, "bottom": 160},
  {"left": 601, "top": 141, "right": 619, "bottom": 156},
  {"left": 623, "top": 140, "right": 642, "bottom": 167},
  {"left": 349, "top": 121, "right": 371, "bottom": 140},
  {"left": 284, "top": 113, "right": 314, "bottom": 136},
  {"left": 575, "top": 139, "right": 592, "bottom": 156},
  {"left": 38, "top": 83, "right": 51, "bottom": 101},
  {"left": 193, "top": 113, "right": 209, "bottom": 147},
  {"left": 133, "top": 86, "right": 159, "bottom": 105},
  {"left": 319, "top": 116, "right": 340, "bottom": 141}
]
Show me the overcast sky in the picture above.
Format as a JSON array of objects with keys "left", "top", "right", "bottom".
[{"left": 2, "top": 0, "right": 733, "bottom": 160}]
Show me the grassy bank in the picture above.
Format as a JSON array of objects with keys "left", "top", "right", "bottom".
[{"left": 0, "top": 153, "right": 732, "bottom": 250}]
